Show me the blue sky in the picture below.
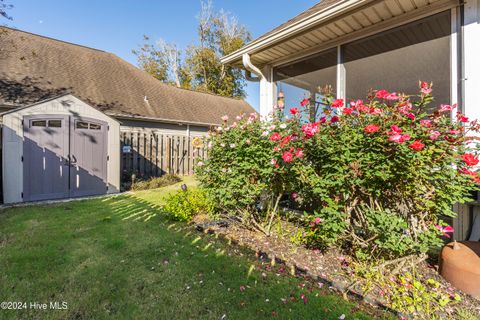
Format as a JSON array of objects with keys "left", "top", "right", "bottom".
[{"left": 5, "top": 0, "right": 319, "bottom": 110}]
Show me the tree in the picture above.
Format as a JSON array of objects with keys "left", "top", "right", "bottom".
[
  {"left": 132, "top": 35, "right": 169, "bottom": 82},
  {"left": 0, "top": 0, "right": 13, "bottom": 22},
  {"left": 133, "top": 0, "right": 251, "bottom": 98}
]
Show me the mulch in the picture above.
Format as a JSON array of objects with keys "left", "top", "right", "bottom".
[{"left": 193, "top": 215, "right": 480, "bottom": 318}]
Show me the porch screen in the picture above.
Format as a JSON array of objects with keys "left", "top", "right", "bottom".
[
  {"left": 273, "top": 48, "right": 337, "bottom": 117},
  {"left": 344, "top": 11, "right": 451, "bottom": 110}
]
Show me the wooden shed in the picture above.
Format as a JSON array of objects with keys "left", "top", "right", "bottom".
[{"left": 2, "top": 94, "right": 120, "bottom": 204}]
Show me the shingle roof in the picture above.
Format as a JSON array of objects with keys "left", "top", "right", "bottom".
[{"left": 0, "top": 27, "right": 255, "bottom": 125}]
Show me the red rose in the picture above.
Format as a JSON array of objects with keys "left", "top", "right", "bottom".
[
  {"left": 389, "top": 125, "right": 403, "bottom": 134},
  {"left": 409, "top": 140, "right": 425, "bottom": 151},
  {"left": 343, "top": 107, "right": 353, "bottom": 115},
  {"left": 289, "top": 108, "right": 299, "bottom": 115},
  {"left": 300, "top": 98, "right": 310, "bottom": 107},
  {"left": 280, "top": 135, "right": 293, "bottom": 147},
  {"left": 463, "top": 153, "right": 479, "bottom": 166},
  {"left": 282, "top": 151, "right": 293, "bottom": 163},
  {"left": 330, "top": 116, "right": 339, "bottom": 123},
  {"left": 457, "top": 114, "right": 469, "bottom": 123},
  {"left": 376, "top": 90, "right": 390, "bottom": 99},
  {"left": 331, "top": 99, "right": 344, "bottom": 108},
  {"left": 364, "top": 124, "right": 379, "bottom": 134},
  {"left": 376, "top": 89, "right": 399, "bottom": 100},
  {"left": 406, "top": 113, "right": 416, "bottom": 121},
  {"left": 270, "top": 132, "right": 281, "bottom": 141}
]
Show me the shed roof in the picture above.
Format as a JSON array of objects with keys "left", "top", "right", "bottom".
[{"left": 0, "top": 27, "right": 255, "bottom": 126}]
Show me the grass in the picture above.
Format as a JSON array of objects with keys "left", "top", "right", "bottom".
[{"left": 0, "top": 177, "right": 391, "bottom": 320}]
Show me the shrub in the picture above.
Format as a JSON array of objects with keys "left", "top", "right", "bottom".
[
  {"left": 292, "top": 84, "right": 479, "bottom": 258},
  {"left": 163, "top": 188, "right": 214, "bottom": 221},
  {"left": 197, "top": 82, "right": 480, "bottom": 258},
  {"left": 131, "top": 174, "right": 181, "bottom": 191},
  {"left": 195, "top": 113, "right": 288, "bottom": 233}
]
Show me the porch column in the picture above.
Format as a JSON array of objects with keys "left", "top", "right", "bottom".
[
  {"left": 454, "top": 0, "right": 480, "bottom": 240},
  {"left": 463, "top": 0, "right": 480, "bottom": 120},
  {"left": 259, "top": 65, "right": 276, "bottom": 117}
]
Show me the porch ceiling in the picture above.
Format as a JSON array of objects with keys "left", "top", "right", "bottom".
[{"left": 222, "top": 0, "right": 458, "bottom": 68}]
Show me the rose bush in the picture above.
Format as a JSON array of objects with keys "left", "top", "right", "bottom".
[{"left": 196, "top": 82, "right": 480, "bottom": 259}]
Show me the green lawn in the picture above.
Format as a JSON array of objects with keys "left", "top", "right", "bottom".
[{"left": 0, "top": 177, "right": 390, "bottom": 319}]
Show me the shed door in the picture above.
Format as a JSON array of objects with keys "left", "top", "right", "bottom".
[
  {"left": 70, "top": 118, "right": 108, "bottom": 197},
  {"left": 23, "top": 116, "right": 70, "bottom": 201},
  {"left": 23, "top": 115, "right": 108, "bottom": 201}
]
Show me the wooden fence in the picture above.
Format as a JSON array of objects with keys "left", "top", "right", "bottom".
[{"left": 120, "top": 131, "right": 207, "bottom": 181}]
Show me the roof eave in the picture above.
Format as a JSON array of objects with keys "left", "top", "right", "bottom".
[
  {"left": 108, "top": 113, "right": 221, "bottom": 127},
  {"left": 220, "top": 0, "right": 371, "bottom": 65}
]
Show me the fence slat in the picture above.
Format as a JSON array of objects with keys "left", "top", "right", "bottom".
[{"left": 119, "top": 130, "right": 205, "bottom": 182}]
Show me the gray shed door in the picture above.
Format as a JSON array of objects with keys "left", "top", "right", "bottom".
[
  {"left": 23, "top": 116, "right": 70, "bottom": 201},
  {"left": 70, "top": 119, "right": 108, "bottom": 197},
  {"left": 23, "top": 115, "right": 108, "bottom": 201}
]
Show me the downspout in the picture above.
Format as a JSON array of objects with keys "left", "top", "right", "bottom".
[{"left": 242, "top": 53, "right": 264, "bottom": 82}]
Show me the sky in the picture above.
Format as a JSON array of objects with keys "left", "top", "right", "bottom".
[{"left": 4, "top": 0, "right": 320, "bottom": 111}]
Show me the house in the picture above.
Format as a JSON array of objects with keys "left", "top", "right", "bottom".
[
  {"left": 221, "top": 0, "right": 480, "bottom": 240},
  {"left": 0, "top": 27, "right": 255, "bottom": 204}
]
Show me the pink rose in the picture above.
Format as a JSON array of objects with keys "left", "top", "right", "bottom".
[
  {"left": 435, "top": 225, "right": 454, "bottom": 238},
  {"left": 439, "top": 104, "right": 457, "bottom": 113},
  {"left": 302, "top": 123, "right": 319, "bottom": 139},
  {"left": 429, "top": 131, "right": 440, "bottom": 140},
  {"left": 420, "top": 81, "right": 432, "bottom": 95},
  {"left": 270, "top": 132, "right": 281, "bottom": 141},
  {"left": 282, "top": 151, "right": 293, "bottom": 163},
  {"left": 420, "top": 119, "right": 431, "bottom": 127},
  {"left": 295, "top": 148, "right": 304, "bottom": 158}
]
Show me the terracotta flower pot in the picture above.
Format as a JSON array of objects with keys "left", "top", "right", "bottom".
[{"left": 439, "top": 241, "right": 480, "bottom": 298}]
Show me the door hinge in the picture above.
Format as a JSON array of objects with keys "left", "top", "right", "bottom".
[
  {"left": 21, "top": 156, "right": 24, "bottom": 162},
  {"left": 107, "top": 155, "right": 109, "bottom": 161},
  {"left": 106, "top": 186, "right": 109, "bottom": 191},
  {"left": 21, "top": 192, "right": 24, "bottom": 198},
  {"left": 21, "top": 120, "right": 24, "bottom": 126},
  {"left": 108, "top": 125, "right": 110, "bottom": 131}
]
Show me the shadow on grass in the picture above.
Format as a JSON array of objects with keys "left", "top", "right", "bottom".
[
  {"left": 100, "top": 194, "right": 164, "bottom": 222},
  {"left": 0, "top": 190, "right": 393, "bottom": 319}
]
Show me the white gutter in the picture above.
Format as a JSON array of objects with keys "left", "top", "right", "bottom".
[
  {"left": 242, "top": 53, "right": 264, "bottom": 82},
  {"left": 221, "top": 0, "right": 372, "bottom": 65},
  {"left": 109, "top": 114, "right": 220, "bottom": 127}
]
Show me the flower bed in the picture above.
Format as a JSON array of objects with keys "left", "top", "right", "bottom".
[
  {"left": 191, "top": 82, "right": 480, "bottom": 318},
  {"left": 193, "top": 214, "right": 480, "bottom": 319}
]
